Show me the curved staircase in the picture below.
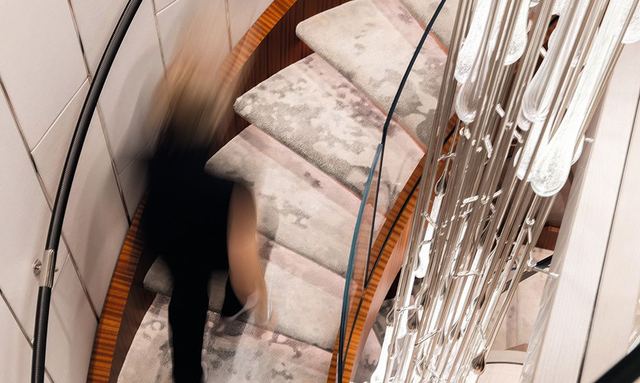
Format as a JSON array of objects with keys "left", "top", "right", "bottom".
[{"left": 117, "top": 0, "right": 452, "bottom": 381}]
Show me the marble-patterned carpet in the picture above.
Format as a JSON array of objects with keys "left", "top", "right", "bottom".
[
  {"left": 118, "top": 295, "right": 332, "bottom": 383},
  {"left": 235, "top": 53, "right": 423, "bottom": 211},
  {"left": 143, "top": 235, "right": 345, "bottom": 350},
  {"left": 297, "top": 0, "right": 447, "bottom": 144},
  {"left": 207, "top": 126, "right": 362, "bottom": 276}
]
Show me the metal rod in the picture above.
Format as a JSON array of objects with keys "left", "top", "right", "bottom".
[{"left": 31, "top": 2, "right": 143, "bottom": 382}]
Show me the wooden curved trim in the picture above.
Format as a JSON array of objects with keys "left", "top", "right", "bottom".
[
  {"left": 86, "top": 1, "right": 351, "bottom": 380},
  {"left": 87, "top": 201, "right": 146, "bottom": 382}
]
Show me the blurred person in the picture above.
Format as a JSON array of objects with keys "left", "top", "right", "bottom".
[{"left": 141, "top": 4, "right": 270, "bottom": 382}]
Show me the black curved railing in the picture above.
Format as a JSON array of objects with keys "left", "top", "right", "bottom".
[{"left": 30, "top": 1, "right": 143, "bottom": 382}]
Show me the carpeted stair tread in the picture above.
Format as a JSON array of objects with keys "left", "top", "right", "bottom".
[
  {"left": 296, "top": 0, "right": 447, "bottom": 144},
  {"left": 259, "top": 239, "right": 344, "bottom": 349},
  {"left": 118, "top": 295, "right": 332, "bottom": 382},
  {"left": 400, "top": 0, "right": 459, "bottom": 47},
  {"left": 143, "top": 236, "right": 344, "bottom": 349},
  {"left": 235, "top": 54, "right": 422, "bottom": 212},
  {"left": 207, "top": 126, "right": 360, "bottom": 275}
]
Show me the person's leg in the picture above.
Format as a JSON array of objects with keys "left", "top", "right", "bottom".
[
  {"left": 220, "top": 276, "right": 244, "bottom": 317},
  {"left": 168, "top": 272, "right": 209, "bottom": 382},
  {"left": 226, "top": 183, "right": 270, "bottom": 323}
]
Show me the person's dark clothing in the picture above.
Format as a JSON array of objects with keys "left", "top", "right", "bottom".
[{"left": 142, "top": 144, "right": 243, "bottom": 383}]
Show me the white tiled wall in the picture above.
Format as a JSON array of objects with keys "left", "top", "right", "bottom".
[
  {"left": 228, "top": 0, "right": 273, "bottom": 45},
  {"left": 0, "top": 0, "right": 271, "bottom": 381},
  {"left": 154, "top": 0, "right": 179, "bottom": 13},
  {"left": 30, "top": 78, "right": 129, "bottom": 312},
  {"left": 0, "top": 295, "right": 33, "bottom": 383},
  {"left": 156, "top": 0, "right": 229, "bottom": 63},
  {"left": 99, "top": 0, "right": 165, "bottom": 174},
  {"left": 46, "top": 257, "right": 98, "bottom": 383},
  {"left": 31, "top": 81, "right": 90, "bottom": 199},
  {"left": 68, "top": 0, "right": 129, "bottom": 73},
  {"left": 118, "top": 159, "right": 148, "bottom": 217},
  {"left": 0, "top": 0, "right": 87, "bottom": 149},
  {"left": 0, "top": 90, "right": 65, "bottom": 337},
  {"left": 61, "top": 119, "right": 129, "bottom": 310}
]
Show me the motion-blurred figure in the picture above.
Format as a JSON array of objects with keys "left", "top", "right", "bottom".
[{"left": 141, "top": 5, "right": 269, "bottom": 382}]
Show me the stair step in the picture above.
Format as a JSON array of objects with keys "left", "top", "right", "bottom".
[
  {"left": 235, "top": 53, "right": 423, "bottom": 212},
  {"left": 207, "top": 126, "right": 360, "bottom": 275},
  {"left": 296, "top": 0, "right": 447, "bottom": 144},
  {"left": 118, "top": 295, "right": 332, "bottom": 382},
  {"left": 143, "top": 236, "right": 344, "bottom": 349},
  {"left": 400, "top": 0, "right": 459, "bottom": 47}
]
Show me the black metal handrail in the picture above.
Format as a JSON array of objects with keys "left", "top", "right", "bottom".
[{"left": 31, "top": 1, "right": 142, "bottom": 382}]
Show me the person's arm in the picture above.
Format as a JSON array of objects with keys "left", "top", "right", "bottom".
[{"left": 226, "top": 183, "right": 269, "bottom": 323}]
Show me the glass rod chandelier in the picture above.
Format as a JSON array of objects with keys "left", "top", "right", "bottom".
[{"left": 374, "top": 0, "right": 640, "bottom": 381}]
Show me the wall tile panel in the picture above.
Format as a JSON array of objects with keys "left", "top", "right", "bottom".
[
  {"left": 46, "top": 257, "right": 98, "bottom": 383},
  {"left": 228, "top": 0, "right": 272, "bottom": 46},
  {"left": 156, "top": 0, "right": 229, "bottom": 62},
  {"left": 0, "top": 0, "right": 87, "bottom": 148},
  {"left": 0, "top": 296, "right": 32, "bottom": 383},
  {"left": 68, "top": 0, "right": 128, "bottom": 72},
  {"left": 0, "top": 90, "right": 67, "bottom": 337},
  {"left": 31, "top": 81, "right": 89, "bottom": 198},
  {"left": 99, "top": 0, "right": 164, "bottom": 173}
]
